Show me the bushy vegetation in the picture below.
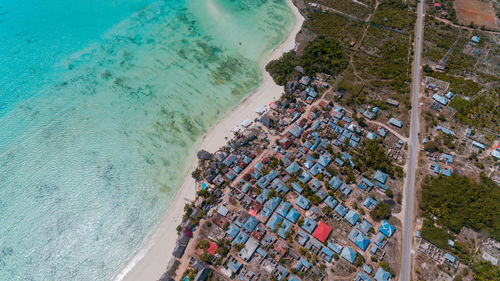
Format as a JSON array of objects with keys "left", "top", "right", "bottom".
[
  {"left": 371, "top": 0, "right": 415, "bottom": 31},
  {"left": 370, "top": 202, "right": 391, "bottom": 221},
  {"left": 266, "top": 37, "right": 347, "bottom": 85},
  {"left": 420, "top": 173, "right": 500, "bottom": 240},
  {"left": 421, "top": 218, "right": 454, "bottom": 250},
  {"left": 354, "top": 139, "right": 394, "bottom": 176},
  {"left": 305, "top": 12, "right": 365, "bottom": 46},
  {"left": 314, "top": 0, "right": 372, "bottom": 19},
  {"left": 430, "top": 71, "right": 481, "bottom": 96},
  {"left": 472, "top": 261, "right": 500, "bottom": 281},
  {"left": 450, "top": 90, "right": 499, "bottom": 131}
]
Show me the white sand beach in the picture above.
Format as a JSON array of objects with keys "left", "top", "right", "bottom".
[{"left": 116, "top": 1, "right": 304, "bottom": 280}]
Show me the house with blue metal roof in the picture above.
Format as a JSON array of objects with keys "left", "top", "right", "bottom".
[
  {"left": 256, "top": 177, "right": 269, "bottom": 189},
  {"left": 275, "top": 265, "right": 289, "bottom": 281},
  {"left": 363, "top": 264, "right": 373, "bottom": 274},
  {"left": 277, "top": 219, "right": 294, "bottom": 239},
  {"left": 356, "top": 271, "right": 372, "bottom": 281},
  {"left": 234, "top": 231, "right": 249, "bottom": 245},
  {"left": 373, "top": 232, "right": 385, "bottom": 247},
  {"left": 295, "top": 195, "right": 310, "bottom": 210},
  {"left": 299, "top": 170, "right": 312, "bottom": 184},
  {"left": 329, "top": 176, "right": 343, "bottom": 190},
  {"left": 341, "top": 246, "right": 357, "bottom": 264},
  {"left": 255, "top": 189, "right": 269, "bottom": 204},
  {"left": 286, "top": 208, "right": 300, "bottom": 223},
  {"left": 335, "top": 204, "right": 348, "bottom": 217},
  {"left": 272, "top": 179, "right": 289, "bottom": 193},
  {"left": 374, "top": 267, "right": 392, "bottom": 281},
  {"left": 295, "top": 257, "right": 311, "bottom": 271},
  {"left": 251, "top": 169, "right": 261, "bottom": 179},
  {"left": 357, "top": 219, "right": 373, "bottom": 235},
  {"left": 254, "top": 162, "right": 264, "bottom": 171},
  {"left": 264, "top": 197, "right": 281, "bottom": 212},
  {"left": 296, "top": 230, "right": 310, "bottom": 246},
  {"left": 377, "top": 127, "right": 388, "bottom": 138},
  {"left": 324, "top": 196, "right": 339, "bottom": 209},
  {"left": 472, "top": 140, "right": 486, "bottom": 150},
  {"left": 276, "top": 202, "right": 291, "bottom": 217},
  {"left": 327, "top": 241, "right": 343, "bottom": 254},
  {"left": 217, "top": 205, "right": 229, "bottom": 217},
  {"left": 258, "top": 207, "right": 273, "bottom": 223},
  {"left": 267, "top": 213, "right": 283, "bottom": 231},
  {"left": 309, "top": 178, "right": 322, "bottom": 191},
  {"left": 316, "top": 189, "right": 328, "bottom": 200},
  {"left": 441, "top": 153, "right": 454, "bottom": 164},
  {"left": 288, "top": 275, "right": 301, "bottom": 281},
  {"left": 241, "top": 182, "right": 251, "bottom": 193},
  {"left": 243, "top": 216, "right": 260, "bottom": 233},
  {"left": 348, "top": 228, "right": 371, "bottom": 251},
  {"left": 430, "top": 163, "right": 441, "bottom": 174},
  {"left": 285, "top": 162, "right": 301, "bottom": 174},
  {"left": 289, "top": 125, "right": 304, "bottom": 138},
  {"left": 379, "top": 220, "right": 396, "bottom": 238},
  {"left": 318, "top": 153, "right": 331, "bottom": 167},
  {"left": 227, "top": 258, "right": 242, "bottom": 274},
  {"left": 226, "top": 224, "right": 240, "bottom": 239},
  {"left": 437, "top": 125, "right": 455, "bottom": 136},
  {"left": 374, "top": 170, "right": 388, "bottom": 184},
  {"left": 440, "top": 168, "right": 452, "bottom": 177},
  {"left": 363, "top": 196, "right": 378, "bottom": 210},
  {"left": 302, "top": 217, "right": 318, "bottom": 234},
  {"left": 291, "top": 182, "right": 303, "bottom": 194},
  {"left": 334, "top": 158, "right": 345, "bottom": 167},
  {"left": 433, "top": 93, "right": 449, "bottom": 106},
  {"left": 265, "top": 170, "right": 279, "bottom": 182},
  {"left": 389, "top": 118, "right": 403, "bottom": 128},
  {"left": 444, "top": 253, "right": 456, "bottom": 264},
  {"left": 366, "top": 131, "right": 377, "bottom": 140},
  {"left": 321, "top": 246, "right": 334, "bottom": 262},
  {"left": 345, "top": 210, "right": 360, "bottom": 225}
]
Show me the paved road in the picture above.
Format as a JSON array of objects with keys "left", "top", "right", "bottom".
[{"left": 400, "top": 1, "right": 425, "bottom": 280}]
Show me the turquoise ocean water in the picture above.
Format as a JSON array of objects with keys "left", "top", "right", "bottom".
[{"left": 0, "top": 0, "right": 295, "bottom": 280}]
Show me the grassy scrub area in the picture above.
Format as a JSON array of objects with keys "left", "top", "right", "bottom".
[
  {"left": 370, "top": 0, "right": 416, "bottom": 31},
  {"left": 266, "top": 37, "right": 348, "bottom": 85},
  {"left": 420, "top": 173, "right": 500, "bottom": 241},
  {"left": 449, "top": 90, "right": 500, "bottom": 131}
]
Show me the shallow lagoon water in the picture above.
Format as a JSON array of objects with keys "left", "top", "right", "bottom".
[{"left": 0, "top": 0, "right": 294, "bottom": 280}]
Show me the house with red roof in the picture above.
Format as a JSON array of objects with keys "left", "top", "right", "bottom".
[
  {"left": 207, "top": 241, "right": 218, "bottom": 255},
  {"left": 312, "top": 221, "right": 332, "bottom": 243}
]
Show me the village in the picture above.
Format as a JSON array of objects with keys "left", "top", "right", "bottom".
[{"left": 161, "top": 68, "right": 407, "bottom": 281}]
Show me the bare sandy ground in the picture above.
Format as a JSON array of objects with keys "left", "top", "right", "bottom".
[{"left": 114, "top": 1, "right": 304, "bottom": 280}]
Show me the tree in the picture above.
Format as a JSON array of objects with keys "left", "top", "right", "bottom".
[
  {"left": 197, "top": 240, "right": 210, "bottom": 249},
  {"left": 300, "top": 37, "right": 347, "bottom": 76},
  {"left": 370, "top": 202, "right": 392, "bottom": 221},
  {"left": 385, "top": 188, "right": 394, "bottom": 198},
  {"left": 472, "top": 261, "right": 500, "bottom": 281}
]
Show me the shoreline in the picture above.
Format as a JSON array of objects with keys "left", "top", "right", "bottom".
[{"left": 115, "top": 1, "right": 304, "bottom": 280}]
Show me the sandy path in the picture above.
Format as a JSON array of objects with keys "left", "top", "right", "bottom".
[{"left": 114, "top": 1, "right": 304, "bottom": 280}]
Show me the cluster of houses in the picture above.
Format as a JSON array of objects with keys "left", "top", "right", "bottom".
[{"left": 170, "top": 75, "right": 404, "bottom": 281}]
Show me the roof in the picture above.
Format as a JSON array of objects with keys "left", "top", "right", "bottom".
[
  {"left": 286, "top": 162, "right": 302, "bottom": 174},
  {"left": 432, "top": 93, "right": 449, "bottom": 105},
  {"left": 302, "top": 217, "right": 318, "bottom": 234},
  {"left": 335, "top": 204, "right": 348, "bottom": 217},
  {"left": 445, "top": 253, "right": 456, "bottom": 263},
  {"left": 226, "top": 224, "right": 240, "bottom": 239},
  {"left": 379, "top": 220, "right": 396, "bottom": 238},
  {"left": 327, "top": 241, "right": 343, "bottom": 254},
  {"left": 295, "top": 195, "right": 310, "bottom": 210},
  {"left": 348, "top": 228, "right": 371, "bottom": 251},
  {"left": 234, "top": 231, "right": 249, "bottom": 245},
  {"left": 345, "top": 210, "right": 360, "bottom": 225},
  {"left": 374, "top": 170, "right": 388, "bottom": 184},
  {"left": 217, "top": 205, "right": 229, "bottom": 216},
  {"left": 243, "top": 216, "right": 260, "bottom": 233},
  {"left": 341, "top": 246, "right": 357, "bottom": 264},
  {"left": 356, "top": 271, "right": 372, "bottom": 281},
  {"left": 267, "top": 213, "right": 283, "bottom": 231},
  {"left": 286, "top": 208, "right": 301, "bottom": 223},
  {"left": 207, "top": 241, "right": 218, "bottom": 255},
  {"left": 276, "top": 201, "right": 292, "bottom": 217},
  {"left": 312, "top": 221, "right": 332, "bottom": 243},
  {"left": 277, "top": 219, "right": 294, "bottom": 239},
  {"left": 389, "top": 118, "right": 403, "bottom": 128},
  {"left": 374, "top": 267, "right": 392, "bottom": 281},
  {"left": 329, "top": 176, "right": 343, "bottom": 190},
  {"left": 324, "top": 195, "right": 338, "bottom": 209}
]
